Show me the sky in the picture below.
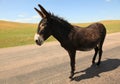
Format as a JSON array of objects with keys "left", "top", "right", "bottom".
[{"left": 0, "top": 0, "right": 120, "bottom": 23}]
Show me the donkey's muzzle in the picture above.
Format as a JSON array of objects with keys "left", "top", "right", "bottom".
[
  {"left": 35, "top": 40, "right": 42, "bottom": 46},
  {"left": 34, "top": 33, "right": 44, "bottom": 46}
]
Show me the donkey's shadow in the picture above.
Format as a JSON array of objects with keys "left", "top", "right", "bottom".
[{"left": 73, "top": 59, "right": 120, "bottom": 81}]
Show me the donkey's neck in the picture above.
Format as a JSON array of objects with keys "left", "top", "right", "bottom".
[{"left": 51, "top": 19, "right": 73, "bottom": 44}]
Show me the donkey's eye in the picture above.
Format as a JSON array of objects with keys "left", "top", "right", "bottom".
[
  {"left": 40, "top": 30, "right": 45, "bottom": 34},
  {"left": 41, "top": 23, "right": 46, "bottom": 28},
  {"left": 40, "top": 24, "right": 44, "bottom": 27},
  {"left": 42, "top": 24, "right": 45, "bottom": 26}
]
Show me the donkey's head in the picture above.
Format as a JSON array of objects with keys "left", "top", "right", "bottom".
[{"left": 34, "top": 4, "right": 52, "bottom": 46}]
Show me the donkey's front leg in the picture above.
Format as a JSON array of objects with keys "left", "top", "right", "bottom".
[{"left": 67, "top": 50, "right": 76, "bottom": 79}]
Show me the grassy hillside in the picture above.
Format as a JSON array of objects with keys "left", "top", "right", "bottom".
[
  {"left": 0, "top": 21, "right": 35, "bottom": 48},
  {"left": 0, "top": 20, "right": 54, "bottom": 48},
  {"left": 101, "top": 20, "right": 120, "bottom": 33},
  {"left": 0, "top": 20, "right": 120, "bottom": 48},
  {"left": 74, "top": 20, "right": 120, "bottom": 33}
]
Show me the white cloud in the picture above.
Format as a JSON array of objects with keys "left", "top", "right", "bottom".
[
  {"left": 1, "top": 15, "right": 41, "bottom": 23},
  {"left": 14, "top": 18, "right": 32, "bottom": 23},
  {"left": 17, "top": 13, "right": 28, "bottom": 18},
  {"left": 0, "top": 18, "right": 12, "bottom": 22},
  {"left": 105, "top": 0, "right": 111, "bottom": 2},
  {"left": 32, "top": 15, "right": 40, "bottom": 19},
  {"left": 14, "top": 15, "right": 41, "bottom": 23},
  {"left": 18, "top": 14, "right": 25, "bottom": 18}
]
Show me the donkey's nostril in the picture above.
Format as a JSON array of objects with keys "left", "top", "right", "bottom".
[
  {"left": 35, "top": 39, "right": 43, "bottom": 46},
  {"left": 35, "top": 40, "right": 38, "bottom": 43},
  {"left": 35, "top": 40, "right": 41, "bottom": 45}
]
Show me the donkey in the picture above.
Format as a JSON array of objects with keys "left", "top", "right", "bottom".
[{"left": 34, "top": 4, "right": 106, "bottom": 79}]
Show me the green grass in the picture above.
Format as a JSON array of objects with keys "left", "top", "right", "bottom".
[
  {"left": 101, "top": 20, "right": 120, "bottom": 33},
  {"left": 0, "top": 20, "right": 120, "bottom": 48},
  {"left": 0, "top": 21, "right": 35, "bottom": 48},
  {"left": 74, "top": 20, "right": 120, "bottom": 33}
]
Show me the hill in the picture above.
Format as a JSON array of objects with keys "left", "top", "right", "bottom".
[
  {"left": 0, "top": 20, "right": 120, "bottom": 48},
  {"left": 74, "top": 20, "right": 120, "bottom": 33},
  {"left": 0, "top": 20, "right": 36, "bottom": 48}
]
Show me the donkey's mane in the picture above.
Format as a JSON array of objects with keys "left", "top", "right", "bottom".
[{"left": 49, "top": 12, "right": 73, "bottom": 29}]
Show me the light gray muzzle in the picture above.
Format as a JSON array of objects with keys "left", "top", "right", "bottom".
[{"left": 34, "top": 33, "right": 44, "bottom": 46}]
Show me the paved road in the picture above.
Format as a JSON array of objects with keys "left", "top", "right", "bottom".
[{"left": 0, "top": 33, "right": 120, "bottom": 84}]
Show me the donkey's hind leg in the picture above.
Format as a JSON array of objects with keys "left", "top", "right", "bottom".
[
  {"left": 97, "top": 46, "right": 103, "bottom": 66},
  {"left": 97, "top": 38, "right": 105, "bottom": 65},
  {"left": 92, "top": 47, "right": 99, "bottom": 64}
]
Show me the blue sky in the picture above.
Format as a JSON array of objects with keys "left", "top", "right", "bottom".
[{"left": 0, "top": 0, "right": 120, "bottom": 23}]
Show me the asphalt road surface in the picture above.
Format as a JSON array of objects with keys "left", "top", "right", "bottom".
[{"left": 0, "top": 33, "right": 120, "bottom": 84}]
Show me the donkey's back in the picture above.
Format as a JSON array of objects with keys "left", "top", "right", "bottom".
[{"left": 71, "top": 23, "right": 106, "bottom": 51}]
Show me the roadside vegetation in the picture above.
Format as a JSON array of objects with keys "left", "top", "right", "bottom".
[{"left": 0, "top": 20, "right": 120, "bottom": 48}]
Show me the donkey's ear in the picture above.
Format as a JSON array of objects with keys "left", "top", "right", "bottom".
[
  {"left": 34, "top": 7, "right": 45, "bottom": 18},
  {"left": 38, "top": 4, "right": 49, "bottom": 18}
]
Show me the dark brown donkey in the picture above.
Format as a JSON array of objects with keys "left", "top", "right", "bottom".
[{"left": 34, "top": 4, "right": 106, "bottom": 79}]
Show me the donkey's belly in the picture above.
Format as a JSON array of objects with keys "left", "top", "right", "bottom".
[
  {"left": 77, "top": 47, "right": 93, "bottom": 51},
  {"left": 76, "top": 42, "right": 98, "bottom": 51}
]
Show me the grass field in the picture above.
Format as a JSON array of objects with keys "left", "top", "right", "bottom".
[
  {"left": 74, "top": 20, "right": 120, "bottom": 33},
  {"left": 0, "top": 20, "right": 120, "bottom": 48}
]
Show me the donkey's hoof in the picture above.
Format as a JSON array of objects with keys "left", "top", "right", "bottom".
[
  {"left": 69, "top": 75, "right": 73, "bottom": 79},
  {"left": 69, "top": 76, "right": 74, "bottom": 81},
  {"left": 92, "top": 61, "right": 95, "bottom": 64},
  {"left": 69, "top": 73, "right": 74, "bottom": 80},
  {"left": 97, "top": 62, "right": 100, "bottom": 66}
]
